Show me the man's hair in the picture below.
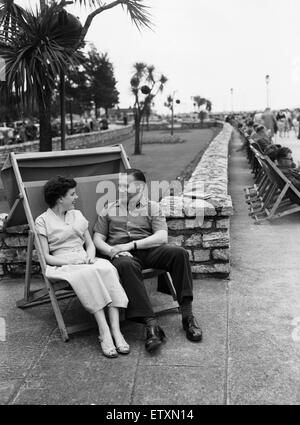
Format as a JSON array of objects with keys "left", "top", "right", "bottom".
[
  {"left": 256, "top": 125, "right": 265, "bottom": 133},
  {"left": 44, "top": 176, "right": 77, "bottom": 208},
  {"left": 276, "top": 147, "right": 292, "bottom": 159},
  {"left": 264, "top": 145, "right": 280, "bottom": 161},
  {"left": 124, "top": 168, "right": 146, "bottom": 183}
]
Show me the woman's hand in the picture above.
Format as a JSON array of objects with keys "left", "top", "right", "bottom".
[{"left": 85, "top": 254, "right": 96, "bottom": 264}]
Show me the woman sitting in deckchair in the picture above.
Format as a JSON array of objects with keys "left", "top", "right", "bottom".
[
  {"left": 272, "top": 147, "right": 300, "bottom": 191},
  {"left": 35, "top": 176, "right": 129, "bottom": 359}
]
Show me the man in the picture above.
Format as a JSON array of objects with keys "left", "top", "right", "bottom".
[
  {"left": 93, "top": 169, "right": 202, "bottom": 353},
  {"left": 262, "top": 108, "right": 277, "bottom": 139},
  {"left": 251, "top": 125, "right": 272, "bottom": 153}
]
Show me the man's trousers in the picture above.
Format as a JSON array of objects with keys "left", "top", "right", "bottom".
[{"left": 111, "top": 245, "right": 194, "bottom": 321}]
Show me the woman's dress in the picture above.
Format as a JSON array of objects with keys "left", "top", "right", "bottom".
[{"left": 35, "top": 209, "right": 128, "bottom": 314}]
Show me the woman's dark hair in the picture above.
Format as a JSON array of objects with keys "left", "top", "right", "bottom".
[
  {"left": 276, "top": 147, "right": 292, "bottom": 159},
  {"left": 124, "top": 168, "right": 146, "bottom": 183},
  {"left": 264, "top": 145, "right": 280, "bottom": 161},
  {"left": 44, "top": 176, "right": 77, "bottom": 208}
]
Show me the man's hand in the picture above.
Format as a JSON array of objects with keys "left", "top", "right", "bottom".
[
  {"left": 110, "top": 243, "right": 133, "bottom": 259},
  {"left": 118, "top": 252, "right": 133, "bottom": 258}
]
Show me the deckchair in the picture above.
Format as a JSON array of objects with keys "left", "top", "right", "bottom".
[
  {"left": 245, "top": 149, "right": 300, "bottom": 222},
  {"left": 1, "top": 145, "right": 178, "bottom": 341}
]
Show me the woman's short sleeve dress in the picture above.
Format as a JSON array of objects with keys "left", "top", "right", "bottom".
[{"left": 35, "top": 209, "right": 128, "bottom": 314}]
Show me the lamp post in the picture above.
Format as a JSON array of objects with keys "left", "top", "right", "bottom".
[
  {"left": 265, "top": 74, "right": 270, "bottom": 108},
  {"left": 230, "top": 88, "right": 234, "bottom": 113}
]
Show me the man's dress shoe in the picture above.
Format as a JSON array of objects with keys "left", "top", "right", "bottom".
[
  {"left": 145, "top": 325, "right": 166, "bottom": 353},
  {"left": 182, "top": 316, "right": 203, "bottom": 342}
]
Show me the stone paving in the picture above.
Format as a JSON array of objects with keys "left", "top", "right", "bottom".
[
  {"left": 275, "top": 133, "right": 300, "bottom": 164},
  {"left": 0, "top": 129, "right": 300, "bottom": 404}
]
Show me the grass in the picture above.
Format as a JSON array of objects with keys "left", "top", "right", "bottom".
[{"left": 123, "top": 127, "right": 220, "bottom": 182}]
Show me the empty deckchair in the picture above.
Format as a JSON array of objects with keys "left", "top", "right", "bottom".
[{"left": 1, "top": 145, "right": 178, "bottom": 341}]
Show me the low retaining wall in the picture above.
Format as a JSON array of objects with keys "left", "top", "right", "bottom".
[
  {"left": 160, "top": 122, "right": 234, "bottom": 277},
  {"left": 141, "top": 120, "right": 223, "bottom": 131},
  {"left": 0, "top": 125, "right": 133, "bottom": 167},
  {"left": 0, "top": 123, "right": 234, "bottom": 278}
]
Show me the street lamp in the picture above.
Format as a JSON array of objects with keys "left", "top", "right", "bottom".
[
  {"left": 230, "top": 88, "right": 234, "bottom": 113},
  {"left": 265, "top": 74, "right": 270, "bottom": 108}
]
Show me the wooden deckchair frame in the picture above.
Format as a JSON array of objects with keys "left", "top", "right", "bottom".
[
  {"left": 245, "top": 147, "right": 300, "bottom": 223},
  {"left": 3, "top": 145, "right": 178, "bottom": 341}
]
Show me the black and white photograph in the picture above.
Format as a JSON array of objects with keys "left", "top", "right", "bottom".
[{"left": 0, "top": 0, "right": 300, "bottom": 408}]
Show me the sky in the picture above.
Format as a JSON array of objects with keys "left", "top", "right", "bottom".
[{"left": 16, "top": 0, "right": 300, "bottom": 113}]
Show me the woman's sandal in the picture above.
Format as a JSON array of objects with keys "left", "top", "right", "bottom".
[
  {"left": 98, "top": 337, "right": 118, "bottom": 358},
  {"left": 113, "top": 334, "right": 130, "bottom": 355}
]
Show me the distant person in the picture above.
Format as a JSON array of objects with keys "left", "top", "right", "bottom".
[
  {"left": 253, "top": 125, "right": 272, "bottom": 152},
  {"left": 25, "top": 121, "right": 37, "bottom": 141},
  {"left": 275, "top": 147, "right": 296, "bottom": 171},
  {"left": 262, "top": 108, "right": 277, "bottom": 139},
  {"left": 276, "top": 110, "right": 287, "bottom": 138},
  {"left": 292, "top": 111, "right": 300, "bottom": 137},
  {"left": 19, "top": 122, "right": 27, "bottom": 143},
  {"left": 100, "top": 118, "right": 108, "bottom": 130},
  {"left": 123, "top": 114, "right": 128, "bottom": 126}
]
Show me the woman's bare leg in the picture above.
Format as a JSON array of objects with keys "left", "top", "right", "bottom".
[
  {"left": 107, "top": 306, "right": 128, "bottom": 348},
  {"left": 94, "top": 309, "right": 115, "bottom": 347}
]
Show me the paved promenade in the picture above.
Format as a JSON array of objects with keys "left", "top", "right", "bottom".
[
  {"left": 0, "top": 129, "right": 300, "bottom": 404},
  {"left": 274, "top": 132, "right": 300, "bottom": 164}
]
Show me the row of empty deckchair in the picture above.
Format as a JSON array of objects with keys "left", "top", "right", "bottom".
[{"left": 240, "top": 131, "right": 300, "bottom": 223}]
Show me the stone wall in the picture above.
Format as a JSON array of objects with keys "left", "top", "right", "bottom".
[
  {"left": 160, "top": 123, "right": 234, "bottom": 277},
  {"left": 0, "top": 125, "right": 133, "bottom": 167},
  {"left": 141, "top": 120, "right": 223, "bottom": 131}
]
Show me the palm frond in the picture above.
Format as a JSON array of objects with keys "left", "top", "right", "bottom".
[
  {"left": 133, "top": 61, "right": 146, "bottom": 78},
  {"left": 159, "top": 74, "right": 168, "bottom": 85},
  {"left": 121, "top": 0, "right": 152, "bottom": 31},
  {"left": 0, "top": 0, "right": 26, "bottom": 39},
  {"left": 0, "top": 3, "right": 83, "bottom": 106},
  {"left": 74, "top": 0, "right": 103, "bottom": 8}
]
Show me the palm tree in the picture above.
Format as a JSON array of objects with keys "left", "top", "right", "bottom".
[
  {"left": 0, "top": 0, "right": 151, "bottom": 151},
  {"left": 0, "top": 3, "right": 84, "bottom": 151},
  {"left": 130, "top": 62, "right": 167, "bottom": 154},
  {"left": 193, "top": 95, "right": 207, "bottom": 111}
]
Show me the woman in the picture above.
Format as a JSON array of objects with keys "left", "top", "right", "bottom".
[
  {"left": 35, "top": 176, "right": 129, "bottom": 358},
  {"left": 276, "top": 111, "right": 286, "bottom": 138},
  {"left": 273, "top": 147, "right": 300, "bottom": 191}
]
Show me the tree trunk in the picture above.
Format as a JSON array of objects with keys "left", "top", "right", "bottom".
[
  {"left": 37, "top": 87, "right": 52, "bottom": 152},
  {"left": 69, "top": 101, "right": 73, "bottom": 135},
  {"left": 134, "top": 112, "right": 142, "bottom": 155},
  {"left": 60, "top": 72, "right": 66, "bottom": 150}
]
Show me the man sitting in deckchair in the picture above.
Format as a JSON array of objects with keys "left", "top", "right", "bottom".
[{"left": 93, "top": 168, "right": 202, "bottom": 354}]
